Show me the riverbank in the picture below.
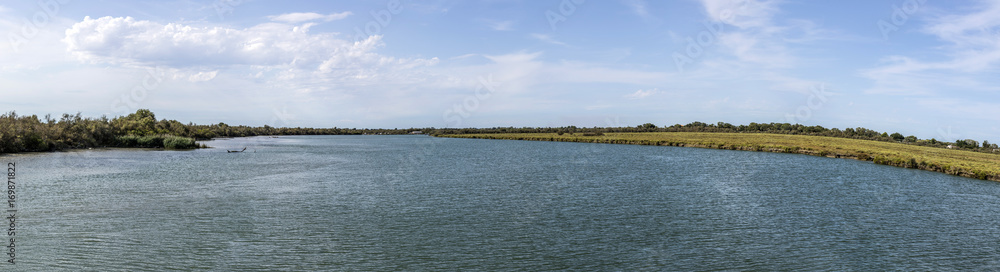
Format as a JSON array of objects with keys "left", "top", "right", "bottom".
[{"left": 436, "top": 132, "right": 1000, "bottom": 182}]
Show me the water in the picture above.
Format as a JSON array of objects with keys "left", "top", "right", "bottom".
[{"left": 6, "top": 135, "right": 1000, "bottom": 270}]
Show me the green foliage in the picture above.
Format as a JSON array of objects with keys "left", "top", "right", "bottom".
[
  {"left": 117, "top": 135, "right": 140, "bottom": 147},
  {"left": 0, "top": 109, "right": 437, "bottom": 154},
  {"left": 890, "top": 132, "right": 904, "bottom": 142},
  {"left": 163, "top": 136, "right": 198, "bottom": 149},
  {"left": 638, "top": 123, "right": 657, "bottom": 130},
  {"left": 115, "top": 135, "right": 197, "bottom": 149},
  {"left": 0, "top": 111, "right": 115, "bottom": 153},
  {"left": 956, "top": 139, "right": 980, "bottom": 149}
]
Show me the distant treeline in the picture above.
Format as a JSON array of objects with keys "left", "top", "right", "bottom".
[{"left": 1, "top": 110, "right": 996, "bottom": 154}]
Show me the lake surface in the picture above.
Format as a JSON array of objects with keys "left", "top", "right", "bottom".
[{"left": 7, "top": 135, "right": 1000, "bottom": 270}]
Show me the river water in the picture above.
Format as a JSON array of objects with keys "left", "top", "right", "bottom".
[{"left": 6, "top": 135, "right": 1000, "bottom": 270}]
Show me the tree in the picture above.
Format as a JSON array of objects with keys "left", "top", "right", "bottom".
[
  {"left": 904, "top": 135, "right": 918, "bottom": 143},
  {"left": 890, "top": 132, "right": 904, "bottom": 142},
  {"left": 965, "top": 139, "right": 979, "bottom": 148},
  {"left": 638, "top": 123, "right": 657, "bottom": 130},
  {"left": 956, "top": 139, "right": 979, "bottom": 149}
]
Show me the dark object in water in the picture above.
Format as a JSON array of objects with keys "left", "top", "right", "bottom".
[{"left": 227, "top": 147, "right": 247, "bottom": 153}]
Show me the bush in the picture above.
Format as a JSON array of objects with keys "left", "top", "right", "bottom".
[
  {"left": 117, "top": 135, "right": 140, "bottom": 147},
  {"left": 163, "top": 136, "right": 198, "bottom": 149},
  {"left": 137, "top": 135, "right": 163, "bottom": 147},
  {"left": 116, "top": 135, "right": 197, "bottom": 149}
]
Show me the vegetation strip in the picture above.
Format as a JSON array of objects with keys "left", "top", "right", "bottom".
[{"left": 437, "top": 132, "right": 1000, "bottom": 182}]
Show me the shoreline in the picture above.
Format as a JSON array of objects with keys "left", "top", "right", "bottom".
[{"left": 436, "top": 132, "right": 1000, "bottom": 182}]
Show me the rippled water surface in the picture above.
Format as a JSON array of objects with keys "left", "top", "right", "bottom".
[{"left": 8, "top": 135, "right": 1000, "bottom": 270}]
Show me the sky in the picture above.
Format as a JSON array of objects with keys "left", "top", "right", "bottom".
[{"left": 1, "top": 0, "right": 998, "bottom": 142}]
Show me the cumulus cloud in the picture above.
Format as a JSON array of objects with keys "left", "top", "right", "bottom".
[
  {"left": 268, "top": 12, "right": 352, "bottom": 23},
  {"left": 62, "top": 16, "right": 438, "bottom": 85}
]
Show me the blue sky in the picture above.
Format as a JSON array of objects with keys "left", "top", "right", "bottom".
[{"left": 1, "top": 0, "right": 998, "bottom": 142}]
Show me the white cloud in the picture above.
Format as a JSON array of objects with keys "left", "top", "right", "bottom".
[
  {"left": 268, "top": 12, "right": 353, "bottom": 23},
  {"left": 862, "top": 1, "right": 1000, "bottom": 95},
  {"left": 62, "top": 16, "right": 438, "bottom": 86},
  {"left": 687, "top": 0, "right": 839, "bottom": 95},
  {"left": 188, "top": 71, "right": 218, "bottom": 82},
  {"left": 622, "top": 0, "right": 654, "bottom": 22},
  {"left": 700, "top": 0, "right": 779, "bottom": 30},
  {"left": 626, "top": 88, "right": 659, "bottom": 99},
  {"left": 530, "top": 33, "right": 567, "bottom": 46},
  {"left": 697, "top": 0, "right": 795, "bottom": 68}
]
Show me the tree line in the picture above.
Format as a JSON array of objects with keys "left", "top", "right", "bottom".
[
  {"left": 0, "top": 109, "right": 432, "bottom": 153},
  {"left": 1, "top": 110, "right": 996, "bottom": 154}
]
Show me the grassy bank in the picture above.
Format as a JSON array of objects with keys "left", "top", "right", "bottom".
[{"left": 437, "top": 132, "right": 1000, "bottom": 182}]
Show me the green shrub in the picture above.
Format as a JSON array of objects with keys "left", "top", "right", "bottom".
[
  {"left": 117, "top": 135, "right": 140, "bottom": 147},
  {"left": 137, "top": 135, "right": 163, "bottom": 147},
  {"left": 116, "top": 135, "right": 196, "bottom": 148},
  {"left": 163, "top": 136, "right": 198, "bottom": 149}
]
